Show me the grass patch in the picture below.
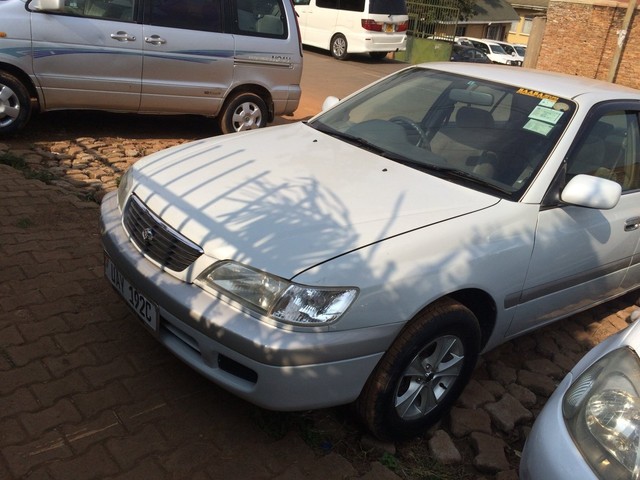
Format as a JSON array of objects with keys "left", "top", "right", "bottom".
[
  {"left": 0, "top": 152, "right": 54, "bottom": 184},
  {"left": 16, "top": 217, "right": 34, "bottom": 229}
]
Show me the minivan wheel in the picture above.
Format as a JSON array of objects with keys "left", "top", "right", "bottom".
[
  {"left": 0, "top": 72, "right": 32, "bottom": 135},
  {"left": 356, "top": 298, "right": 481, "bottom": 441},
  {"left": 219, "top": 92, "right": 268, "bottom": 134},
  {"left": 330, "top": 34, "right": 349, "bottom": 60}
]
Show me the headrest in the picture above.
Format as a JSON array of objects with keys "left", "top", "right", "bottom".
[{"left": 456, "top": 107, "right": 494, "bottom": 129}]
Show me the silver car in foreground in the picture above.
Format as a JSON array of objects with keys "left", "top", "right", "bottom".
[
  {"left": 520, "top": 314, "right": 640, "bottom": 480},
  {"left": 101, "top": 62, "right": 640, "bottom": 440}
]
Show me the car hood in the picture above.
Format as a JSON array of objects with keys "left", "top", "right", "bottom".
[{"left": 130, "top": 122, "right": 500, "bottom": 278}]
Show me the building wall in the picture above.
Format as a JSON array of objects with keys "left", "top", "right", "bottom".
[{"left": 536, "top": 0, "right": 640, "bottom": 89}]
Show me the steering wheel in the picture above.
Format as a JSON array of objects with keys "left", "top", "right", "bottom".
[{"left": 390, "top": 116, "right": 429, "bottom": 148}]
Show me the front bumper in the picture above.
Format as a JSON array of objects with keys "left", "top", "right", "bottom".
[{"left": 100, "top": 191, "right": 391, "bottom": 411}]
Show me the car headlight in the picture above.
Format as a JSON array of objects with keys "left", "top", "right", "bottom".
[
  {"left": 563, "top": 347, "right": 640, "bottom": 479},
  {"left": 197, "top": 261, "right": 359, "bottom": 326},
  {"left": 117, "top": 168, "right": 134, "bottom": 211}
]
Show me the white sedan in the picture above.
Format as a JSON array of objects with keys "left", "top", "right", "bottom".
[{"left": 100, "top": 62, "right": 640, "bottom": 441}]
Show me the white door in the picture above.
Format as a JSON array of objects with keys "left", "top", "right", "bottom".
[{"left": 508, "top": 105, "right": 640, "bottom": 336}]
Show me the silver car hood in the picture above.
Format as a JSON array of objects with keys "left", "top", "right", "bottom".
[{"left": 130, "top": 122, "right": 499, "bottom": 277}]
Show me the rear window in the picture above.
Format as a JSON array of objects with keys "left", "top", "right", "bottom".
[{"left": 369, "top": 0, "right": 406, "bottom": 14}]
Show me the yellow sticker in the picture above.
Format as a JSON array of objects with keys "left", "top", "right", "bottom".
[{"left": 516, "top": 88, "right": 559, "bottom": 103}]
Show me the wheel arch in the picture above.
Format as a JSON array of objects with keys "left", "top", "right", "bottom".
[
  {"left": 223, "top": 83, "right": 274, "bottom": 122},
  {"left": 446, "top": 288, "right": 497, "bottom": 350},
  {"left": 0, "top": 63, "right": 40, "bottom": 111}
]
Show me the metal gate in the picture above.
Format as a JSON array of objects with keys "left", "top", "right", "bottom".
[{"left": 406, "top": 0, "right": 460, "bottom": 40}]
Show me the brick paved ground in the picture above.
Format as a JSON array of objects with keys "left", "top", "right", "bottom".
[{"left": 1, "top": 164, "right": 408, "bottom": 480}]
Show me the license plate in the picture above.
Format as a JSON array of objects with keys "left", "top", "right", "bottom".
[
  {"left": 104, "top": 254, "right": 159, "bottom": 332},
  {"left": 384, "top": 23, "right": 395, "bottom": 33}
]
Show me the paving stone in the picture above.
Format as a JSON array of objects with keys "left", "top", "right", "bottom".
[
  {"left": 484, "top": 393, "right": 533, "bottom": 432},
  {"left": 506, "top": 383, "right": 537, "bottom": 408},
  {"left": 449, "top": 407, "right": 492, "bottom": 437},
  {"left": 470, "top": 432, "right": 510, "bottom": 473},
  {"left": 48, "top": 444, "right": 120, "bottom": 480},
  {"left": 523, "top": 357, "right": 565, "bottom": 379},
  {"left": 457, "top": 379, "right": 495, "bottom": 409},
  {"left": 428, "top": 429, "right": 462, "bottom": 465},
  {"left": 19, "top": 399, "right": 83, "bottom": 438},
  {"left": 358, "top": 462, "right": 403, "bottom": 480},
  {"left": 517, "top": 369, "right": 558, "bottom": 396},
  {"left": 3, "top": 430, "right": 73, "bottom": 478}
]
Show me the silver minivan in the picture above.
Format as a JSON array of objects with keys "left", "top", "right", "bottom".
[{"left": 0, "top": 0, "right": 303, "bottom": 134}]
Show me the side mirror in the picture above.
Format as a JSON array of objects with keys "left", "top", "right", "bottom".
[
  {"left": 321, "top": 96, "right": 340, "bottom": 111},
  {"left": 561, "top": 174, "right": 621, "bottom": 210},
  {"left": 28, "top": 0, "right": 64, "bottom": 11}
]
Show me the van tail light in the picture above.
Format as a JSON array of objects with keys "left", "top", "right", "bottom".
[
  {"left": 361, "top": 20, "right": 408, "bottom": 32},
  {"left": 361, "top": 19, "right": 383, "bottom": 31}
]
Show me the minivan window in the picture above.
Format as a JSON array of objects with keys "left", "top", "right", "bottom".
[
  {"left": 236, "top": 0, "right": 287, "bottom": 37},
  {"left": 59, "top": 0, "right": 135, "bottom": 21},
  {"left": 148, "top": 0, "right": 222, "bottom": 32},
  {"left": 339, "top": 0, "right": 365, "bottom": 11},
  {"left": 369, "top": 0, "right": 406, "bottom": 14}
]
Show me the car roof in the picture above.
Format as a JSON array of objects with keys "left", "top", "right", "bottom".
[{"left": 418, "top": 62, "right": 640, "bottom": 100}]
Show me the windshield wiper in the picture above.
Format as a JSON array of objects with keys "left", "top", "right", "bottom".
[
  {"left": 425, "top": 165, "right": 513, "bottom": 195},
  {"left": 311, "top": 123, "right": 388, "bottom": 155}
]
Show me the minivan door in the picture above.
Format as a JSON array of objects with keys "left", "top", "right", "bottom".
[
  {"left": 139, "top": 0, "right": 233, "bottom": 115},
  {"left": 29, "top": 0, "right": 143, "bottom": 111}
]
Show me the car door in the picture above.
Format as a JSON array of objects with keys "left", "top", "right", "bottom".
[
  {"left": 29, "top": 0, "right": 143, "bottom": 111},
  {"left": 507, "top": 103, "right": 640, "bottom": 336},
  {"left": 139, "top": 0, "right": 233, "bottom": 115}
]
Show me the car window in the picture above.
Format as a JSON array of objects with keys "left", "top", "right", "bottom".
[
  {"left": 148, "top": 0, "right": 222, "bottom": 31},
  {"left": 567, "top": 111, "right": 640, "bottom": 192},
  {"left": 59, "top": 0, "right": 135, "bottom": 21},
  {"left": 235, "top": 0, "right": 287, "bottom": 36}
]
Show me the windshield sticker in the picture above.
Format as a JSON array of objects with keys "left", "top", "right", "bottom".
[
  {"left": 523, "top": 119, "right": 554, "bottom": 136},
  {"left": 529, "top": 105, "right": 564, "bottom": 125},
  {"left": 516, "top": 88, "right": 559, "bottom": 103},
  {"left": 538, "top": 98, "right": 556, "bottom": 108}
]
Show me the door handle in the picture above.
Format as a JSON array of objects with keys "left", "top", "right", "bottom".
[
  {"left": 625, "top": 217, "right": 640, "bottom": 231},
  {"left": 145, "top": 35, "right": 167, "bottom": 45},
  {"left": 110, "top": 31, "right": 136, "bottom": 42}
]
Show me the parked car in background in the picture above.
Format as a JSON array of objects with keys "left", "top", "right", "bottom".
[
  {"left": 520, "top": 314, "right": 640, "bottom": 479},
  {"left": 450, "top": 44, "right": 491, "bottom": 63},
  {"left": 493, "top": 39, "right": 524, "bottom": 66},
  {"left": 0, "top": 0, "right": 303, "bottom": 135},
  {"left": 293, "top": 0, "right": 408, "bottom": 60},
  {"left": 101, "top": 62, "right": 640, "bottom": 441},
  {"left": 457, "top": 37, "right": 520, "bottom": 65}
]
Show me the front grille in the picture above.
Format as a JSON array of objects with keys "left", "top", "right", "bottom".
[{"left": 123, "top": 195, "right": 203, "bottom": 272}]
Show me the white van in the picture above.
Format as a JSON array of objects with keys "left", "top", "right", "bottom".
[
  {"left": 0, "top": 0, "right": 303, "bottom": 135},
  {"left": 293, "top": 0, "right": 408, "bottom": 60},
  {"left": 456, "top": 37, "right": 519, "bottom": 66}
]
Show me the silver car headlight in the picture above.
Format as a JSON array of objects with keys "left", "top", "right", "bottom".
[
  {"left": 117, "top": 168, "right": 134, "bottom": 211},
  {"left": 197, "top": 261, "right": 359, "bottom": 326},
  {"left": 563, "top": 347, "right": 640, "bottom": 479}
]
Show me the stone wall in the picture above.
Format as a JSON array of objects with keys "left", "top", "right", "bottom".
[{"left": 536, "top": 0, "right": 640, "bottom": 89}]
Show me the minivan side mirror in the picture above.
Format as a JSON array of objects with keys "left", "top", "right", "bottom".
[
  {"left": 322, "top": 96, "right": 341, "bottom": 111},
  {"left": 561, "top": 174, "right": 621, "bottom": 210},
  {"left": 28, "top": 0, "right": 64, "bottom": 11}
]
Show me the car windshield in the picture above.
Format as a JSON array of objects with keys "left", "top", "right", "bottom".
[
  {"left": 488, "top": 44, "right": 508, "bottom": 55},
  {"left": 514, "top": 46, "right": 526, "bottom": 56},
  {"left": 308, "top": 67, "right": 576, "bottom": 199}
]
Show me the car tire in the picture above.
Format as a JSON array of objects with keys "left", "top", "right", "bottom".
[
  {"left": 330, "top": 34, "right": 349, "bottom": 60},
  {"left": 356, "top": 298, "right": 481, "bottom": 440},
  {"left": 0, "top": 72, "right": 32, "bottom": 135},
  {"left": 219, "top": 92, "right": 268, "bottom": 134},
  {"left": 369, "top": 52, "right": 389, "bottom": 60}
]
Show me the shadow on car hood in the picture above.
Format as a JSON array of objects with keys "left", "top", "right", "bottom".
[{"left": 130, "top": 122, "right": 500, "bottom": 277}]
